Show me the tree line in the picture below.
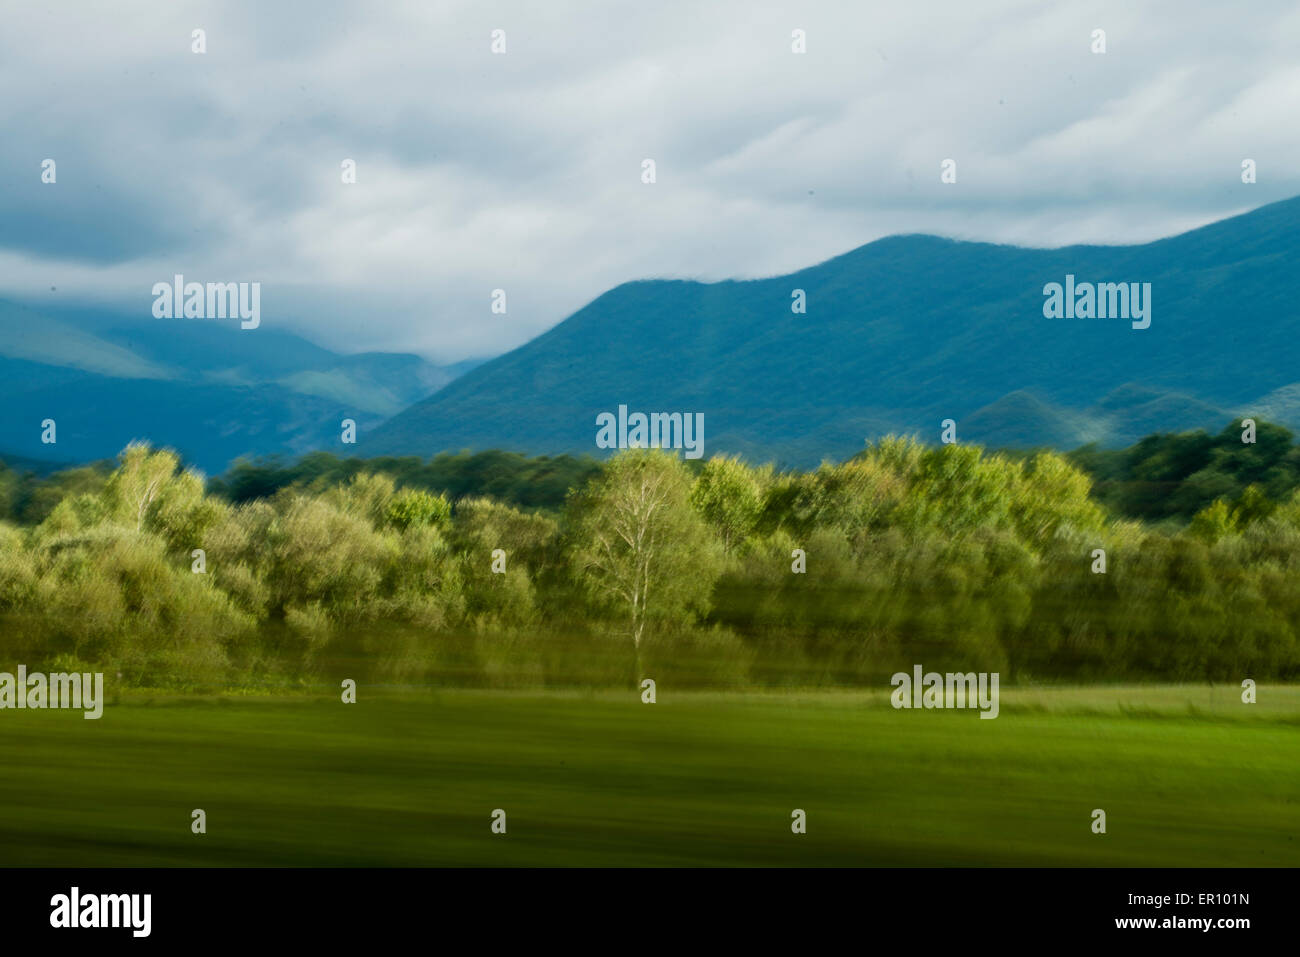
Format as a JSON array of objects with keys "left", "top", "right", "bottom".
[{"left": 1, "top": 421, "right": 1298, "bottom": 690}]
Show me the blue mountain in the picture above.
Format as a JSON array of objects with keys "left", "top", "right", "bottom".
[
  {"left": 6, "top": 196, "right": 1296, "bottom": 473},
  {"left": 0, "top": 301, "right": 478, "bottom": 474},
  {"left": 363, "top": 195, "right": 1300, "bottom": 466}
]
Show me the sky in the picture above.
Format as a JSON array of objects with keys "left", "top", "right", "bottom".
[{"left": 2, "top": 0, "right": 1298, "bottom": 363}]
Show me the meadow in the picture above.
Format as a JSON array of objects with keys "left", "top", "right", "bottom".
[{"left": 2, "top": 684, "right": 1295, "bottom": 867}]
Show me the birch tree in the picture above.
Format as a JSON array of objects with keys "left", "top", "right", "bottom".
[{"left": 568, "top": 449, "right": 721, "bottom": 657}]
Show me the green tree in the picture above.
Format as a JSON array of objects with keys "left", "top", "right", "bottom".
[
  {"left": 384, "top": 488, "right": 451, "bottom": 531},
  {"left": 896, "top": 444, "right": 1017, "bottom": 535},
  {"left": 568, "top": 449, "right": 723, "bottom": 658},
  {"left": 689, "top": 455, "right": 766, "bottom": 555},
  {"left": 451, "top": 497, "right": 557, "bottom": 626},
  {"left": 1230, "top": 483, "right": 1275, "bottom": 528},
  {"left": 1010, "top": 451, "right": 1107, "bottom": 549},
  {"left": 101, "top": 444, "right": 187, "bottom": 531}
]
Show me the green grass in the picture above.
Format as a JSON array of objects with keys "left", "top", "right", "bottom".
[{"left": 1, "top": 685, "right": 1296, "bottom": 866}]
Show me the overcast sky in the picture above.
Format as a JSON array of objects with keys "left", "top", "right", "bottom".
[{"left": 3, "top": 0, "right": 1298, "bottom": 362}]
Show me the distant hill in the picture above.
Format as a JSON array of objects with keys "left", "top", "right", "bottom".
[
  {"left": 0, "top": 300, "right": 480, "bottom": 474},
  {"left": 364, "top": 196, "right": 1300, "bottom": 466}
]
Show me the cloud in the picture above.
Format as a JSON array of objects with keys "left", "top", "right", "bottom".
[{"left": 1, "top": 0, "right": 1297, "bottom": 361}]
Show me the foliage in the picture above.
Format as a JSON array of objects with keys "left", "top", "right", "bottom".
[
  {"left": 567, "top": 449, "right": 722, "bottom": 649},
  {"left": 0, "top": 426, "right": 1298, "bottom": 689},
  {"left": 1070, "top": 419, "right": 1300, "bottom": 523}
]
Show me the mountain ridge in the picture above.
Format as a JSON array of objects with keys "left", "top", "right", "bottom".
[{"left": 364, "top": 194, "right": 1300, "bottom": 466}]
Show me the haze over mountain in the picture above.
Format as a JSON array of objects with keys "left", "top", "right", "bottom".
[
  {"left": 363, "top": 195, "right": 1300, "bottom": 467},
  {"left": 0, "top": 301, "right": 478, "bottom": 474}
]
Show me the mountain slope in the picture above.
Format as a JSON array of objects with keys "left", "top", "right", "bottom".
[
  {"left": 365, "top": 196, "right": 1300, "bottom": 465},
  {"left": 0, "top": 302, "right": 477, "bottom": 473}
]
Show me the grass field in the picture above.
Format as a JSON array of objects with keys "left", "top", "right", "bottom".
[{"left": 1, "top": 685, "right": 1297, "bottom": 866}]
